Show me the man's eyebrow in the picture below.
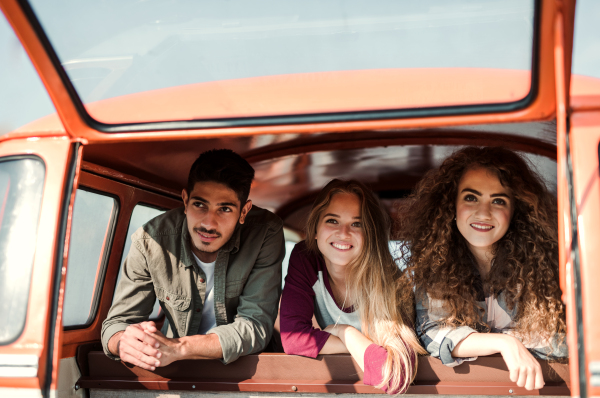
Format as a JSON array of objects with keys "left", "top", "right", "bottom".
[
  {"left": 190, "top": 196, "right": 238, "bottom": 207},
  {"left": 218, "top": 202, "right": 238, "bottom": 207}
]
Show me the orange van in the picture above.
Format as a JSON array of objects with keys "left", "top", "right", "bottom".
[{"left": 0, "top": 0, "right": 599, "bottom": 397}]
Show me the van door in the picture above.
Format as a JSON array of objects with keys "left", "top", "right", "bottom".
[
  {"left": 562, "top": 1, "right": 600, "bottom": 397},
  {"left": 0, "top": 138, "right": 80, "bottom": 398},
  {"left": 0, "top": 4, "right": 81, "bottom": 396}
]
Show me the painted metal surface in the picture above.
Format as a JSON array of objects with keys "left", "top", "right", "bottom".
[
  {"left": 0, "top": 0, "right": 594, "bottom": 397},
  {"left": 569, "top": 111, "right": 600, "bottom": 397},
  {"left": 0, "top": 137, "right": 72, "bottom": 392}
]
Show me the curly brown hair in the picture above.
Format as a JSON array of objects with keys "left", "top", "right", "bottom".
[{"left": 395, "top": 146, "right": 565, "bottom": 342}]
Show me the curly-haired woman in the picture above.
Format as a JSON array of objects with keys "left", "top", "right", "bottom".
[
  {"left": 396, "top": 146, "right": 567, "bottom": 391},
  {"left": 280, "top": 179, "right": 425, "bottom": 394}
]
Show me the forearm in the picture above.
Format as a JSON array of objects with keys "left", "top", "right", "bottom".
[
  {"left": 178, "top": 333, "right": 223, "bottom": 360},
  {"left": 452, "top": 332, "right": 512, "bottom": 358},
  {"left": 319, "top": 334, "right": 350, "bottom": 354},
  {"left": 337, "top": 326, "right": 374, "bottom": 371}
]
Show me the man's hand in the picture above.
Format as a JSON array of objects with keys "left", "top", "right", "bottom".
[
  {"left": 143, "top": 328, "right": 185, "bottom": 367},
  {"left": 109, "top": 321, "right": 162, "bottom": 371}
]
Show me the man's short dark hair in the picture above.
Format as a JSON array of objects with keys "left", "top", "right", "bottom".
[{"left": 187, "top": 149, "right": 255, "bottom": 204}]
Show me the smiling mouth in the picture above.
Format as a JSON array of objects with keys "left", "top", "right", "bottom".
[
  {"left": 470, "top": 223, "right": 494, "bottom": 231},
  {"left": 195, "top": 229, "right": 221, "bottom": 243},
  {"left": 331, "top": 242, "right": 353, "bottom": 251}
]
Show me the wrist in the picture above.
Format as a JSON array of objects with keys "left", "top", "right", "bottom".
[
  {"left": 498, "top": 334, "right": 519, "bottom": 354},
  {"left": 171, "top": 336, "right": 187, "bottom": 361},
  {"left": 108, "top": 331, "right": 124, "bottom": 356}
]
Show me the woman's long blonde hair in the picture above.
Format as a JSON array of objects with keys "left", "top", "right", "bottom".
[{"left": 305, "top": 179, "right": 425, "bottom": 394}]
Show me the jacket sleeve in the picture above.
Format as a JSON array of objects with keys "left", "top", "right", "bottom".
[
  {"left": 208, "top": 220, "right": 285, "bottom": 364},
  {"left": 280, "top": 243, "right": 331, "bottom": 358},
  {"left": 101, "top": 234, "right": 157, "bottom": 360},
  {"left": 415, "top": 289, "right": 477, "bottom": 367}
]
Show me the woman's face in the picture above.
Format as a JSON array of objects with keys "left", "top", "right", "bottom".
[
  {"left": 455, "top": 168, "right": 514, "bottom": 254},
  {"left": 316, "top": 192, "right": 363, "bottom": 269}
]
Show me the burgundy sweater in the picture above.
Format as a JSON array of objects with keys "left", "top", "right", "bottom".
[{"left": 280, "top": 241, "right": 412, "bottom": 394}]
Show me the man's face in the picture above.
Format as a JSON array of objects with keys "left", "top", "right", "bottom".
[{"left": 182, "top": 181, "right": 252, "bottom": 263}]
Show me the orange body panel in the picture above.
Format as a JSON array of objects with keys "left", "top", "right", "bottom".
[
  {"left": 571, "top": 75, "right": 600, "bottom": 111},
  {"left": 0, "top": 0, "right": 592, "bottom": 396},
  {"left": 85, "top": 68, "right": 530, "bottom": 123},
  {"left": 569, "top": 111, "right": 600, "bottom": 397},
  {"left": 0, "top": 137, "right": 73, "bottom": 390}
]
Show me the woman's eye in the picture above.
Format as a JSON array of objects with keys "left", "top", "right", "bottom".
[
  {"left": 352, "top": 222, "right": 362, "bottom": 228},
  {"left": 492, "top": 198, "right": 507, "bottom": 205},
  {"left": 325, "top": 218, "right": 337, "bottom": 224},
  {"left": 464, "top": 194, "right": 477, "bottom": 202}
]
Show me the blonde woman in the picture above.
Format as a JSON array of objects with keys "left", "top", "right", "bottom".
[{"left": 280, "top": 179, "right": 424, "bottom": 394}]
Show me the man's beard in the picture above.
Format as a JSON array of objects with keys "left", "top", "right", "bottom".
[{"left": 192, "top": 226, "right": 221, "bottom": 254}]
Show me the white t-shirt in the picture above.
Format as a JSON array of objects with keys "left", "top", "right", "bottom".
[{"left": 192, "top": 253, "right": 217, "bottom": 334}]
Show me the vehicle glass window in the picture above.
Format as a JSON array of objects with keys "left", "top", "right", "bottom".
[
  {"left": 28, "top": 0, "right": 534, "bottom": 124},
  {"left": 572, "top": 0, "right": 600, "bottom": 79},
  {"left": 63, "top": 189, "right": 117, "bottom": 327},
  {"left": 113, "top": 204, "right": 166, "bottom": 318},
  {"left": 0, "top": 157, "right": 45, "bottom": 345},
  {"left": 0, "top": 11, "right": 56, "bottom": 135},
  {"left": 281, "top": 241, "right": 297, "bottom": 288}
]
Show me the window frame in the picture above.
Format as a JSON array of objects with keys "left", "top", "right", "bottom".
[
  {"left": 15, "top": 0, "right": 542, "bottom": 134},
  {"left": 63, "top": 186, "right": 119, "bottom": 331},
  {"left": 60, "top": 168, "right": 181, "bottom": 358}
]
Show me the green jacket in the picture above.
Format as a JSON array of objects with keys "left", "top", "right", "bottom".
[{"left": 101, "top": 206, "right": 284, "bottom": 364}]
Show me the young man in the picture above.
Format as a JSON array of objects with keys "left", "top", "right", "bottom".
[{"left": 101, "top": 149, "right": 285, "bottom": 369}]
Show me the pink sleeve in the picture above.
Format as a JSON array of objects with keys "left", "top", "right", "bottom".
[
  {"left": 363, "top": 344, "right": 414, "bottom": 395},
  {"left": 280, "top": 242, "right": 331, "bottom": 358}
]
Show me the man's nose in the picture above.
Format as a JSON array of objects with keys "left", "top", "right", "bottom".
[{"left": 201, "top": 210, "right": 218, "bottom": 230}]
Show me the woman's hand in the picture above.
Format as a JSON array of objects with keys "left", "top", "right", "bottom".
[
  {"left": 323, "top": 324, "right": 373, "bottom": 371},
  {"left": 499, "top": 335, "right": 544, "bottom": 391},
  {"left": 452, "top": 333, "right": 544, "bottom": 391}
]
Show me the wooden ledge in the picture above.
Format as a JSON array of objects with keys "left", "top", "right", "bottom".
[{"left": 78, "top": 351, "right": 570, "bottom": 396}]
